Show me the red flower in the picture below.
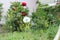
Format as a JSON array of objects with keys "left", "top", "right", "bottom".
[
  {"left": 22, "top": 2, "right": 26, "bottom": 6},
  {"left": 21, "top": 12, "right": 27, "bottom": 16}
]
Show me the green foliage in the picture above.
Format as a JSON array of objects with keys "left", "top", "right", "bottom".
[
  {"left": 43, "top": 5, "right": 60, "bottom": 25},
  {"left": 0, "top": 25, "right": 58, "bottom": 40},
  {"left": 32, "top": 8, "right": 48, "bottom": 29},
  {"left": 32, "top": 3, "right": 60, "bottom": 30},
  {"left": 46, "top": 24, "right": 58, "bottom": 40},
  {"left": 31, "top": 3, "right": 59, "bottom": 40},
  {"left": 0, "top": 3, "right": 3, "bottom": 21},
  {"left": 6, "top": 2, "right": 29, "bottom": 31},
  {"left": 32, "top": 6, "right": 48, "bottom": 29}
]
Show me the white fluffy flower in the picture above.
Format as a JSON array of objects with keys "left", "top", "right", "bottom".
[{"left": 23, "top": 16, "right": 31, "bottom": 23}]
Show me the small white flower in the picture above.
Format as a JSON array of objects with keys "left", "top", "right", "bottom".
[
  {"left": 23, "top": 16, "right": 31, "bottom": 23},
  {"left": 24, "top": 6, "right": 27, "bottom": 8}
]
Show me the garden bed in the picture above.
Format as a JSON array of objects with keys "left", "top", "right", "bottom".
[{"left": 0, "top": 2, "right": 60, "bottom": 40}]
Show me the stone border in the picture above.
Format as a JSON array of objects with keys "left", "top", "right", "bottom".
[{"left": 54, "top": 25, "right": 60, "bottom": 40}]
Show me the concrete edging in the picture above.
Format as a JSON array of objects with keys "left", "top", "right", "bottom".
[{"left": 54, "top": 25, "right": 60, "bottom": 40}]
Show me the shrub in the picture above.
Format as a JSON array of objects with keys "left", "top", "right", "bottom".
[
  {"left": 31, "top": 2, "right": 60, "bottom": 30},
  {"left": 5, "top": 2, "right": 29, "bottom": 32}
]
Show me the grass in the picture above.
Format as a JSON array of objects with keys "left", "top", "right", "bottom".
[
  {"left": 0, "top": 25, "right": 59, "bottom": 40},
  {"left": 0, "top": 31, "right": 48, "bottom": 40}
]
